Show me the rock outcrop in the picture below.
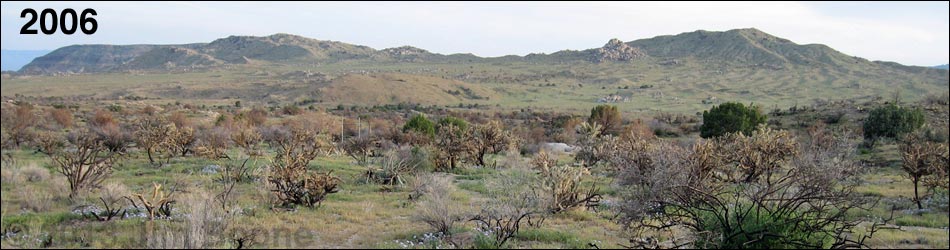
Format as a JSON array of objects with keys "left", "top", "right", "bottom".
[{"left": 591, "top": 39, "right": 648, "bottom": 62}]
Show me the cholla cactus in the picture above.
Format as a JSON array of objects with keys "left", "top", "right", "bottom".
[
  {"left": 532, "top": 151, "right": 599, "bottom": 213},
  {"left": 574, "top": 122, "right": 611, "bottom": 168}
]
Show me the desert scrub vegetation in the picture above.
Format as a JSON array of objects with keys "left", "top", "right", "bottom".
[
  {"left": 264, "top": 122, "right": 341, "bottom": 208},
  {"left": 1, "top": 97, "right": 947, "bottom": 249},
  {"left": 611, "top": 125, "right": 887, "bottom": 248}
]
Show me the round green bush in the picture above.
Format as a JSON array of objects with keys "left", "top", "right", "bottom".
[
  {"left": 700, "top": 102, "right": 767, "bottom": 138},
  {"left": 863, "top": 103, "right": 924, "bottom": 140},
  {"left": 403, "top": 114, "right": 436, "bottom": 137},
  {"left": 438, "top": 116, "right": 468, "bottom": 133},
  {"left": 694, "top": 206, "right": 833, "bottom": 249},
  {"left": 589, "top": 105, "right": 622, "bottom": 136}
]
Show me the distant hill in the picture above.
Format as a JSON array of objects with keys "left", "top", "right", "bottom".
[
  {"left": 1, "top": 50, "right": 51, "bottom": 71},
  {"left": 934, "top": 64, "right": 949, "bottom": 70},
  {"left": 625, "top": 28, "right": 866, "bottom": 68},
  {"left": 19, "top": 28, "right": 945, "bottom": 78},
  {"left": 8, "top": 28, "right": 946, "bottom": 113},
  {"left": 19, "top": 34, "right": 463, "bottom": 74}
]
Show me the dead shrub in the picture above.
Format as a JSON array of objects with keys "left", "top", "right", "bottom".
[
  {"left": 225, "top": 217, "right": 264, "bottom": 249},
  {"left": 50, "top": 129, "right": 117, "bottom": 197},
  {"left": 90, "top": 121, "right": 133, "bottom": 153},
  {"left": 900, "top": 131, "right": 950, "bottom": 209},
  {"left": 343, "top": 135, "right": 374, "bottom": 166},
  {"left": 434, "top": 124, "right": 470, "bottom": 171},
  {"left": 264, "top": 124, "right": 341, "bottom": 208},
  {"left": 364, "top": 149, "right": 417, "bottom": 186},
  {"left": 19, "top": 188, "right": 53, "bottom": 213},
  {"left": 716, "top": 127, "right": 798, "bottom": 183},
  {"left": 49, "top": 108, "right": 74, "bottom": 128},
  {"left": 467, "top": 120, "right": 515, "bottom": 167},
  {"left": 128, "top": 183, "right": 176, "bottom": 220},
  {"left": 470, "top": 173, "right": 545, "bottom": 248},
  {"left": 195, "top": 126, "right": 232, "bottom": 160},
  {"left": 168, "top": 111, "right": 191, "bottom": 129},
  {"left": 82, "top": 182, "right": 130, "bottom": 221},
  {"left": 231, "top": 127, "right": 263, "bottom": 156},
  {"left": 168, "top": 125, "right": 197, "bottom": 157},
  {"left": 34, "top": 131, "right": 64, "bottom": 156},
  {"left": 413, "top": 174, "right": 465, "bottom": 236},
  {"left": 144, "top": 189, "right": 230, "bottom": 249},
  {"left": 613, "top": 126, "right": 884, "bottom": 249},
  {"left": 3, "top": 104, "right": 37, "bottom": 148},
  {"left": 133, "top": 115, "right": 172, "bottom": 165},
  {"left": 245, "top": 108, "right": 268, "bottom": 127},
  {"left": 19, "top": 163, "right": 50, "bottom": 183}
]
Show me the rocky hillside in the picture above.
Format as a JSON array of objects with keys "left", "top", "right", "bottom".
[{"left": 591, "top": 38, "right": 649, "bottom": 62}]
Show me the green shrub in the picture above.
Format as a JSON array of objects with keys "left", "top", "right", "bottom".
[
  {"left": 403, "top": 114, "right": 436, "bottom": 138},
  {"left": 474, "top": 234, "right": 501, "bottom": 249},
  {"left": 700, "top": 102, "right": 766, "bottom": 138},
  {"left": 589, "top": 105, "right": 622, "bottom": 136},
  {"left": 438, "top": 116, "right": 468, "bottom": 133},
  {"left": 694, "top": 206, "right": 833, "bottom": 249},
  {"left": 863, "top": 103, "right": 924, "bottom": 141}
]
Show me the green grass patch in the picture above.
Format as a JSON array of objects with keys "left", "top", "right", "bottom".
[{"left": 515, "top": 228, "right": 589, "bottom": 249}]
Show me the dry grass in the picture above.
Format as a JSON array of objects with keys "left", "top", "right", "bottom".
[
  {"left": 18, "top": 188, "right": 53, "bottom": 213},
  {"left": 320, "top": 73, "right": 497, "bottom": 106},
  {"left": 18, "top": 163, "right": 50, "bottom": 183}
]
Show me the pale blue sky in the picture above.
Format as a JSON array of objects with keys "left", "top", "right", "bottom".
[{"left": 1, "top": 1, "right": 947, "bottom": 66}]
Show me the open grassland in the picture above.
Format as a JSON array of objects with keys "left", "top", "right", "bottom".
[
  {"left": 3, "top": 59, "right": 947, "bottom": 115},
  {"left": 1, "top": 56, "right": 948, "bottom": 249}
]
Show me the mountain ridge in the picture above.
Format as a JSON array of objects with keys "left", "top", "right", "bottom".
[{"left": 17, "top": 28, "right": 946, "bottom": 77}]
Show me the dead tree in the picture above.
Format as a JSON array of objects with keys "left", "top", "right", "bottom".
[
  {"left": 50, "top": 129, "right": 117, "bottom": 197},
  {"left": 900, "top": 132, "right": 949, "bottom": 209}
]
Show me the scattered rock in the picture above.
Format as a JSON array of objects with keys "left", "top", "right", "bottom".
[
  {"left": 542, "top": 142, "right": 576, "bottom": 153},
  {"left": 598, "top": 94, "right": 630, "bottom": 103},
  {"left": 201, "top": 165, "right": 221, "bottom": 175}
]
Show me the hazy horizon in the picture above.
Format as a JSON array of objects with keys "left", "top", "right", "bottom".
[{"left": 2, "top": 1, "right": 948, "bottom": 66}]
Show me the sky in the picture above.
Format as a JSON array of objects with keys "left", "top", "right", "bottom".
[{"left": 1, "top": 1, "right": 948, "bottom": 66}]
